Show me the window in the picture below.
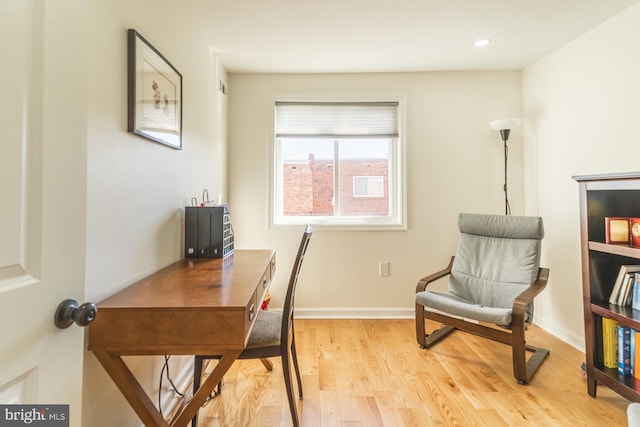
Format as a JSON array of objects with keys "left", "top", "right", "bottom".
[
  {"left": 272, "top": 101, "right": 405, "bottom": 229},
  {"left": 353, "top": 176, "right": 384, "bottom": 198}
]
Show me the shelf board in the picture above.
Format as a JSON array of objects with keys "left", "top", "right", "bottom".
[
  {"left": 593, "top": 364, "right": 640, "bottom": 402},
  {"left": 592, "top": 301, "right": 640, "bottom": 329},
  {"left": 589, "top": 241, "right": 640, "bottom": 259}
]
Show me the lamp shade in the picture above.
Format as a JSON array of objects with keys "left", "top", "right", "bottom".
[{"left": 489, "top": 118, "right": 521, "bottom": 131}]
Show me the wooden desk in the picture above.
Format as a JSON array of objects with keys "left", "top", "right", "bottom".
[{"left": 88, "top": 249, "right": 276, "bottom": 426}]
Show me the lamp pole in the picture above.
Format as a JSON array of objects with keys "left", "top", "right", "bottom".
[
  {"left": 489, "top": 118, "right": 520, "bottom": 216},
  {"left": 500, "top": 129, "right": 511, "bottom": 215}
]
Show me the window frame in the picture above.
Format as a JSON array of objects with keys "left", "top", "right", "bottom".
[{"left": 270, "top": 98, "right": 406, "bottom": 231}]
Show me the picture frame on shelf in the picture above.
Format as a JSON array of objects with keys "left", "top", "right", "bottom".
[
  {"left": 127, "top": 29, "right": 182, "bottom": 150},
  {"left": 631, "top": 218, "right": 640, "bottom": 247},
  {"left": 605, "top": 216, "right": 630, "bottom": 244}
]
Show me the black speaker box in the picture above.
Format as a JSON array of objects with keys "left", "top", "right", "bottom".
[{"left": 184, "top": 204, "right": 234, "bottom": 258}]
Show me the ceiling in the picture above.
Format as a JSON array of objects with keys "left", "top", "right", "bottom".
[{"left": 186, "top": 0, "right": 639, "bottom": 74}]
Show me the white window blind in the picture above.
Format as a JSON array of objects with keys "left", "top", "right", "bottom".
[{"left": 275, "top": 102, "right": 399, "bottom": 138}]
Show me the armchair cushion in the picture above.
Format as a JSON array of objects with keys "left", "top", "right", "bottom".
[
  {"left": 415, "top": 290, "right": 513, "bottom": 325},
  {"left": 457, "top": 212, "right": 544, "bottom": 240}
]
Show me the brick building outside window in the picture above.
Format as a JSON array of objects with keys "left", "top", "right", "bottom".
[{"left": 283, "top": 154, "right": 389, "bottom": 217}]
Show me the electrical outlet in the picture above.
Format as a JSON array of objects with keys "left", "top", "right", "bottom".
[{"left": 379, "top": 261, "right": 390, "bottom": 277}]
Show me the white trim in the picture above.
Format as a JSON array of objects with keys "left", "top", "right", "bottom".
[
  {"left": 294, "top": 307, "right": 414, "bottom": 319},
  {"left": 534, "top": 317, "right": 584, "bottom": 352}
]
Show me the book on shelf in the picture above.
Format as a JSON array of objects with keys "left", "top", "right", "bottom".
[
  {"left": 618, "top": 326, "right": 632, "bottom": 376},
  {"left": 633, "top": 273, "right": 640, "bottom": 311},
  {"left": 632, "top": 329, "right": 636, "bottom": 376},
  {"left": 635, "top": 330, "right": 640, "bottom": 380},
  {"left": 604, "top": 325, "right": 640, "bottom": 377},
  {"left": 619, "top": 274, "right": 636, "bottom": 306},
  {"left": 603, "top": 317, "right": 619, "bottom": 369},
  {"left": 600, "top": 323, "right": 640, "bottom": 377},
  {"left": 609, "top": 265, "right": 640, "bottom": 305}
]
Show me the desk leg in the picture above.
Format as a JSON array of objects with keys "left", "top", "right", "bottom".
[
  {"left": 169, "top": 349, "right": 241, "bottom": 426},
  {"left": 94, "top": 350, "right": 241, "bottom": 427},
  {"left": 93, "top": 351, "right": 169, "bottom": 427}
]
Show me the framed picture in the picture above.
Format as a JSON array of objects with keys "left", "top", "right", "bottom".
[
  {"left": 127, "top": 29, "right": 182, "bottom": 149},
  {"left": 605, "top": 216, "right": 630, "bottom": 244},
  {"left": 631, "top": 217, "right": 640, "bottom": 247}
]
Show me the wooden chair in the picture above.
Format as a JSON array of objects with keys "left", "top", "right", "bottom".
[
  {"left": 192, "top": 225, "right": 312, "bottom": 427},
  {"left": 415, "top": 213, "right": 550, "bottom": 385}
]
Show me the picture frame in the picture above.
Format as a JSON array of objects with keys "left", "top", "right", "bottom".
[
  {"left": 605, "top": 216, "right": 630, "bottom": 244},
  {"left": 127, "top": 29, "right": 182, "bottom": 149},
  {"left": 631, "top": 217, "right": 640, "bottom": 247}
]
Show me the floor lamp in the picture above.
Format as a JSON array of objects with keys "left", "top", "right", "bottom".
[{"left": 489, "top": 118, "right": 521, "bottom": 215}]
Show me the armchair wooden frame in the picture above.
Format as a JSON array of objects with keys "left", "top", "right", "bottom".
[{"left": 415, "top": 256, "right": 550, "bottom": 385}]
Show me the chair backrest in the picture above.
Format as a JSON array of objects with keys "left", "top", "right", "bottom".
[
  {"left": 280, "top": 225, "right": 313, "bottom": 349},
  {"left": 449, "top": 213, "right": 544, "bottom": 310}
]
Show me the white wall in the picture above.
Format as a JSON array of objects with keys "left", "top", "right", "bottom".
[
  {"left": 82, "top": 1, "right": 228, "bottom": 425},
  {"left": 523, "top": 3, "right": 640, "bottom": 350},
  {"left": 228, "top": 72, "right": 523, "bottom": 317}
]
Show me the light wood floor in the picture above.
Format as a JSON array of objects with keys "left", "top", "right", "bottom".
[{"left": 194, "top": 319, "right": 629, "bottom": 426}]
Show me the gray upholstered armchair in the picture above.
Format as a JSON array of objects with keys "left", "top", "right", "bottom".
[{"left": 415, "top": 213, "right": 550, "bottom": 384}]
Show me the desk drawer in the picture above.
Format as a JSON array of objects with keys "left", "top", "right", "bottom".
[
  {"left": 245, "top": 257, "right": 275, "bottom": 337},
  {"left": 259, "top": 259, "right": 274, "bottom": 302}
]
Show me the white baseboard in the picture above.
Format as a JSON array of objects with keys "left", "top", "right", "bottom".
[
  {"left": 293, "top": 307, "right": 585, "bottom": 354},
  {"left": 294, "top": 307, "right": 414, "bottom": 319},
  {"left": 534, "top": 317, "right": 585, "bottom": 352}
]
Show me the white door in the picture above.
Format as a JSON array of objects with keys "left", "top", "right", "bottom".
[{"left": 0, "top": 0, "right": 87, "bottom": 425}]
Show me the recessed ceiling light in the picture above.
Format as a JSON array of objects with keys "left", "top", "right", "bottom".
[{"left": 474, "top": 39, "right": 492, "bottom": 47}]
